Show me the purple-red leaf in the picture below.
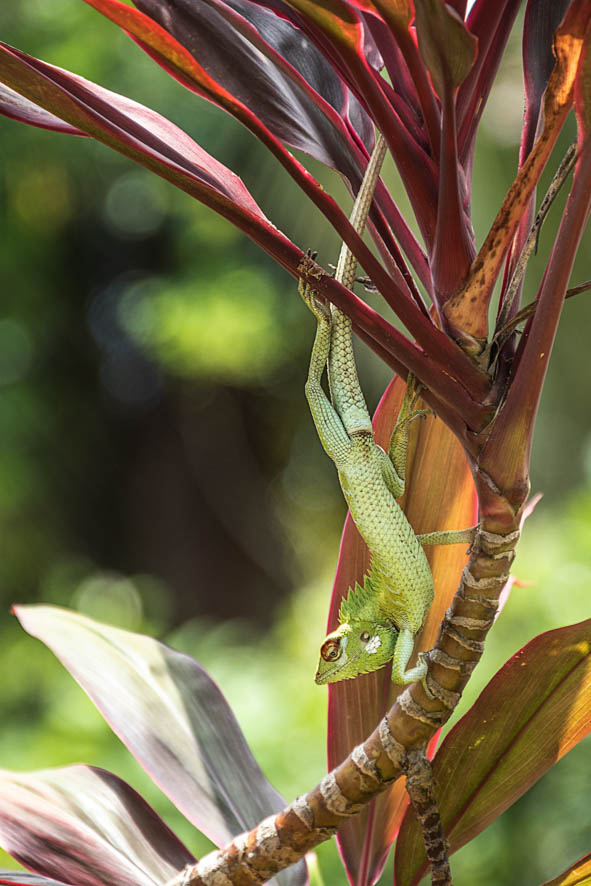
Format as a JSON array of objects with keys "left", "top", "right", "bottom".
[
  {"left": 0, "top": 41, "right": 309, "bottom": 276},
  {"left": 0, "top": 37, "right": 490, "bottom": 410},
  {"left": 414, "top": 0, "right": 476, "bottom": 99},
  {"left": 0, "top": 83, "right": 84, "bottom": 135},
  {"left": 0, "top": 766, "right": 193, "bottom": 886},
  {"left": 256, "top": 0, "right": 440, "bottom": 246},
  {"left": 457, "top": 0, "right": 522, "bottom": 164},
  {"left": 326, "top": 375, "right": 477, "bottom": 886},
  {"left": 414, "top": 0, "right": 476, "bottom": 305},
  {"left": 128, "top": 0, "right": 374, "bottom": 180},
  {"left": 13, "top": 606, "right": 306, "bottom": 886},
  {"left": 0, "top": 874, "right": 69, "bottom": 885},
  {"left": 394, "top": 619, "right": 591, "bottom": 886}
]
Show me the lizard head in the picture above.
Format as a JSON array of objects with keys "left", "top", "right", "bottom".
[{"left": 314, "top": 619, "right": 397, "bottom": 684}]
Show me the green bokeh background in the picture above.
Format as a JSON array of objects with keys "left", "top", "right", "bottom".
[{"left": 0, "top": 4, "right": 590, "bottom": 884}]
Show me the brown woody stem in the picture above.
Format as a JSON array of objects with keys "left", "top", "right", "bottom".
[
  {"left": 165, "top": 519, "right": 520, "bottom": 886},
  {"left": 402, "top": 749, "right": 452, "bottom": 885}
]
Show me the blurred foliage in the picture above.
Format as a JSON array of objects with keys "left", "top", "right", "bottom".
[{"left": 0, "top": 2, "right": 590, "bottom": 885}]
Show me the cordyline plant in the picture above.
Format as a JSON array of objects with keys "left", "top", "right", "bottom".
[{"left": 1, "top": 0, "right": 591, "bottom": 885}]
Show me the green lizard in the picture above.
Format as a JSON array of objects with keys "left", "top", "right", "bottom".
[{"left": 299, "top": 134, "right": 476, "bottom": 691}]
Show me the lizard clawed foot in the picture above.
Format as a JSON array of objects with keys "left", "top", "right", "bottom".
[
  {"left": 395, "top": 373, "right": 434, "bottom": 432},
  {"left": 298, "top": 277, "right": 330, "bottom": 323},
  {"left": 396, "top": 407, "right": 433, "bottom": 433},
  {"left": 298, "top": 252, "right": 330, "bottom": 323},
  {"left": 417, "top": 652, "right": 435, "bottom": 699}
]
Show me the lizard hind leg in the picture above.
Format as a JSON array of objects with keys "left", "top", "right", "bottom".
[
  {"left": 298, "top": 274, "right": 353, "bottom": 466},
  {"left": 388, "top": 373, "right": 433, "bottom": 485}
]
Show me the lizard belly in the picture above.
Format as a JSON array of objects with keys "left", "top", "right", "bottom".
[{"left": 338, "top": 449, "right": 433, "bottom": 633}]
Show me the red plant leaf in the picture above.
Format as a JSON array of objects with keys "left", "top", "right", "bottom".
[
  {"left": 457, "top": 0, "right": 522, "bottom": 164},
  {"left": 522, "top": 0, "right": 573, "bottom": 158},
  {"left": 0, "top": 766, "right": 194, "bottom": 886},
  {"left": 414, "top": 0, "right": 476, "bottom": 99},
  {"left": 394, "top": 619, "right": 591, "bottom": 886},
  {"left": 0, "top": 83, "right": 84, "bottom": 134},
  {"left": 121, "top": 0, "right": 429, "bottom": 285},
  {"left": 480, "top": 9, "right": 591, "bottom": 502},
  {"left": 127, "top": 0, "right": 374, "bottom": 179},
  {"left": 0, "top": 42, "right": 268, "bottom": 212},
  {"left": 13, "top": 605, "right": 306, "bottom": 886},
  {"left": 325, "top": 375, "right": 477, "bottom": 886},
  {"left": 414, "top": 0, "right": 477, "bottom": 305},
  {"left": 542, "top": 852, "right": 591, "bottom": 886},
  {"left": 444, "top": 0, "right": 589, "bottom": 341},
  {"left": 0, "top": 37, "right": 492, "bottom": 416},
  {"left": 255, "top": 0, "right": 440, "bottom": 247},
  {"left": 348, "top": 0, "right": 441, "bottom": 155},
  {"left": 0, "top": 874, "right": 69, "bottom": 885},
  {"left": 497, "top": 0, "right": 572, "bottom": 327},
  {"left": 81, "top": 0, "right": 427, "bottom": 313}
]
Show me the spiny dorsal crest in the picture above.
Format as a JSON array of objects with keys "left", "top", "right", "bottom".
[{"left": 338, "top": 571, "right": 378, "bottom": 624}]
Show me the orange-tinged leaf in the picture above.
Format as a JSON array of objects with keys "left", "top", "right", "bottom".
[
  {"left": 444, "top": 0, "right": 589, "bottom": 338},
  {"left": 394, "top": 619, "right": 591, "bottom": 886},
  {"left": 542, "top": 852, "right": 591, "bottom": 886},
  {"left": 573, "top": 5, "right": 591, "bottom": 135},
  {"left": 326, "top": 375, "right": 477, "bottom": 886}
]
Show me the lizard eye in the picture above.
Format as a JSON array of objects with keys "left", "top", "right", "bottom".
[
  {"left": 359, "top": 631, "right": 371, "bottom": 643},
  {"left": 321, "top": 639, "right": 341, "bottom": 661}
]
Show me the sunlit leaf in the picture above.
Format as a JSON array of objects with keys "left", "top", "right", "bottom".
[
  {"left": 522, "top": 0, "right": 573, "bottom": 156},
  {"left": 0, "top": 83, "right": 84, "bottom": 135},
  {"left": 326, "top": 375, "right": 477, "bottom": 886},
  {"left": 14, "top": 605, "right": 307, "bottom": 886},
  {"left": 0, "top": 42, "right": 304, "bottom": 278},
  {"left": 113, "top": 0, "right": 374, "bottom": 179},
  {"left": 394, "top": 619, "right": 591, "bottom": 886},
  {"left": 542, "top": 851, "right": 591, "bottom": 886},
  {"left": 0, "top": 873, "right": 69, "bottom": 885},
  {"left": 0, "top": 765, "right": 193, "bottom": 886}
]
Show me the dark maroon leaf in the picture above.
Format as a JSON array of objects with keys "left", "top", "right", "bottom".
[
  {"left": 0, "top": 766, "right": 194, "bottom": 886},
  {"left": 522, "top": 0, "right": 572, "bottom": 157},
  {"left": 414, "top": 0, "right": 476, "bottom": 299},
  {"left": 14, "top": 606, "right": 307, "bottom": 886},
  {"left": 0, "top": 33, "right": 483, "bottom": 400},
  {"left": 250, "top": 0, "right": 441, "bottom": 247},
  {"left": 87, "top": 0, "right": 433, "bottom": 291},
  {"left": 129, "top": 0, "right": 374, "bottom": 181},
  {"left": 457, "top": 0, "right": 523, "bottom": 164}
]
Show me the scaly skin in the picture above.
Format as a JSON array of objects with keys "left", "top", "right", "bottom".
[{"left": 300, "top": 134, "right": 476, "bottom": 690}]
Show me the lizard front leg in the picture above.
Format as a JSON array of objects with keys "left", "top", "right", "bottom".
[{"left": 391, "top": 627, "right": 428, "bottom": 686}]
